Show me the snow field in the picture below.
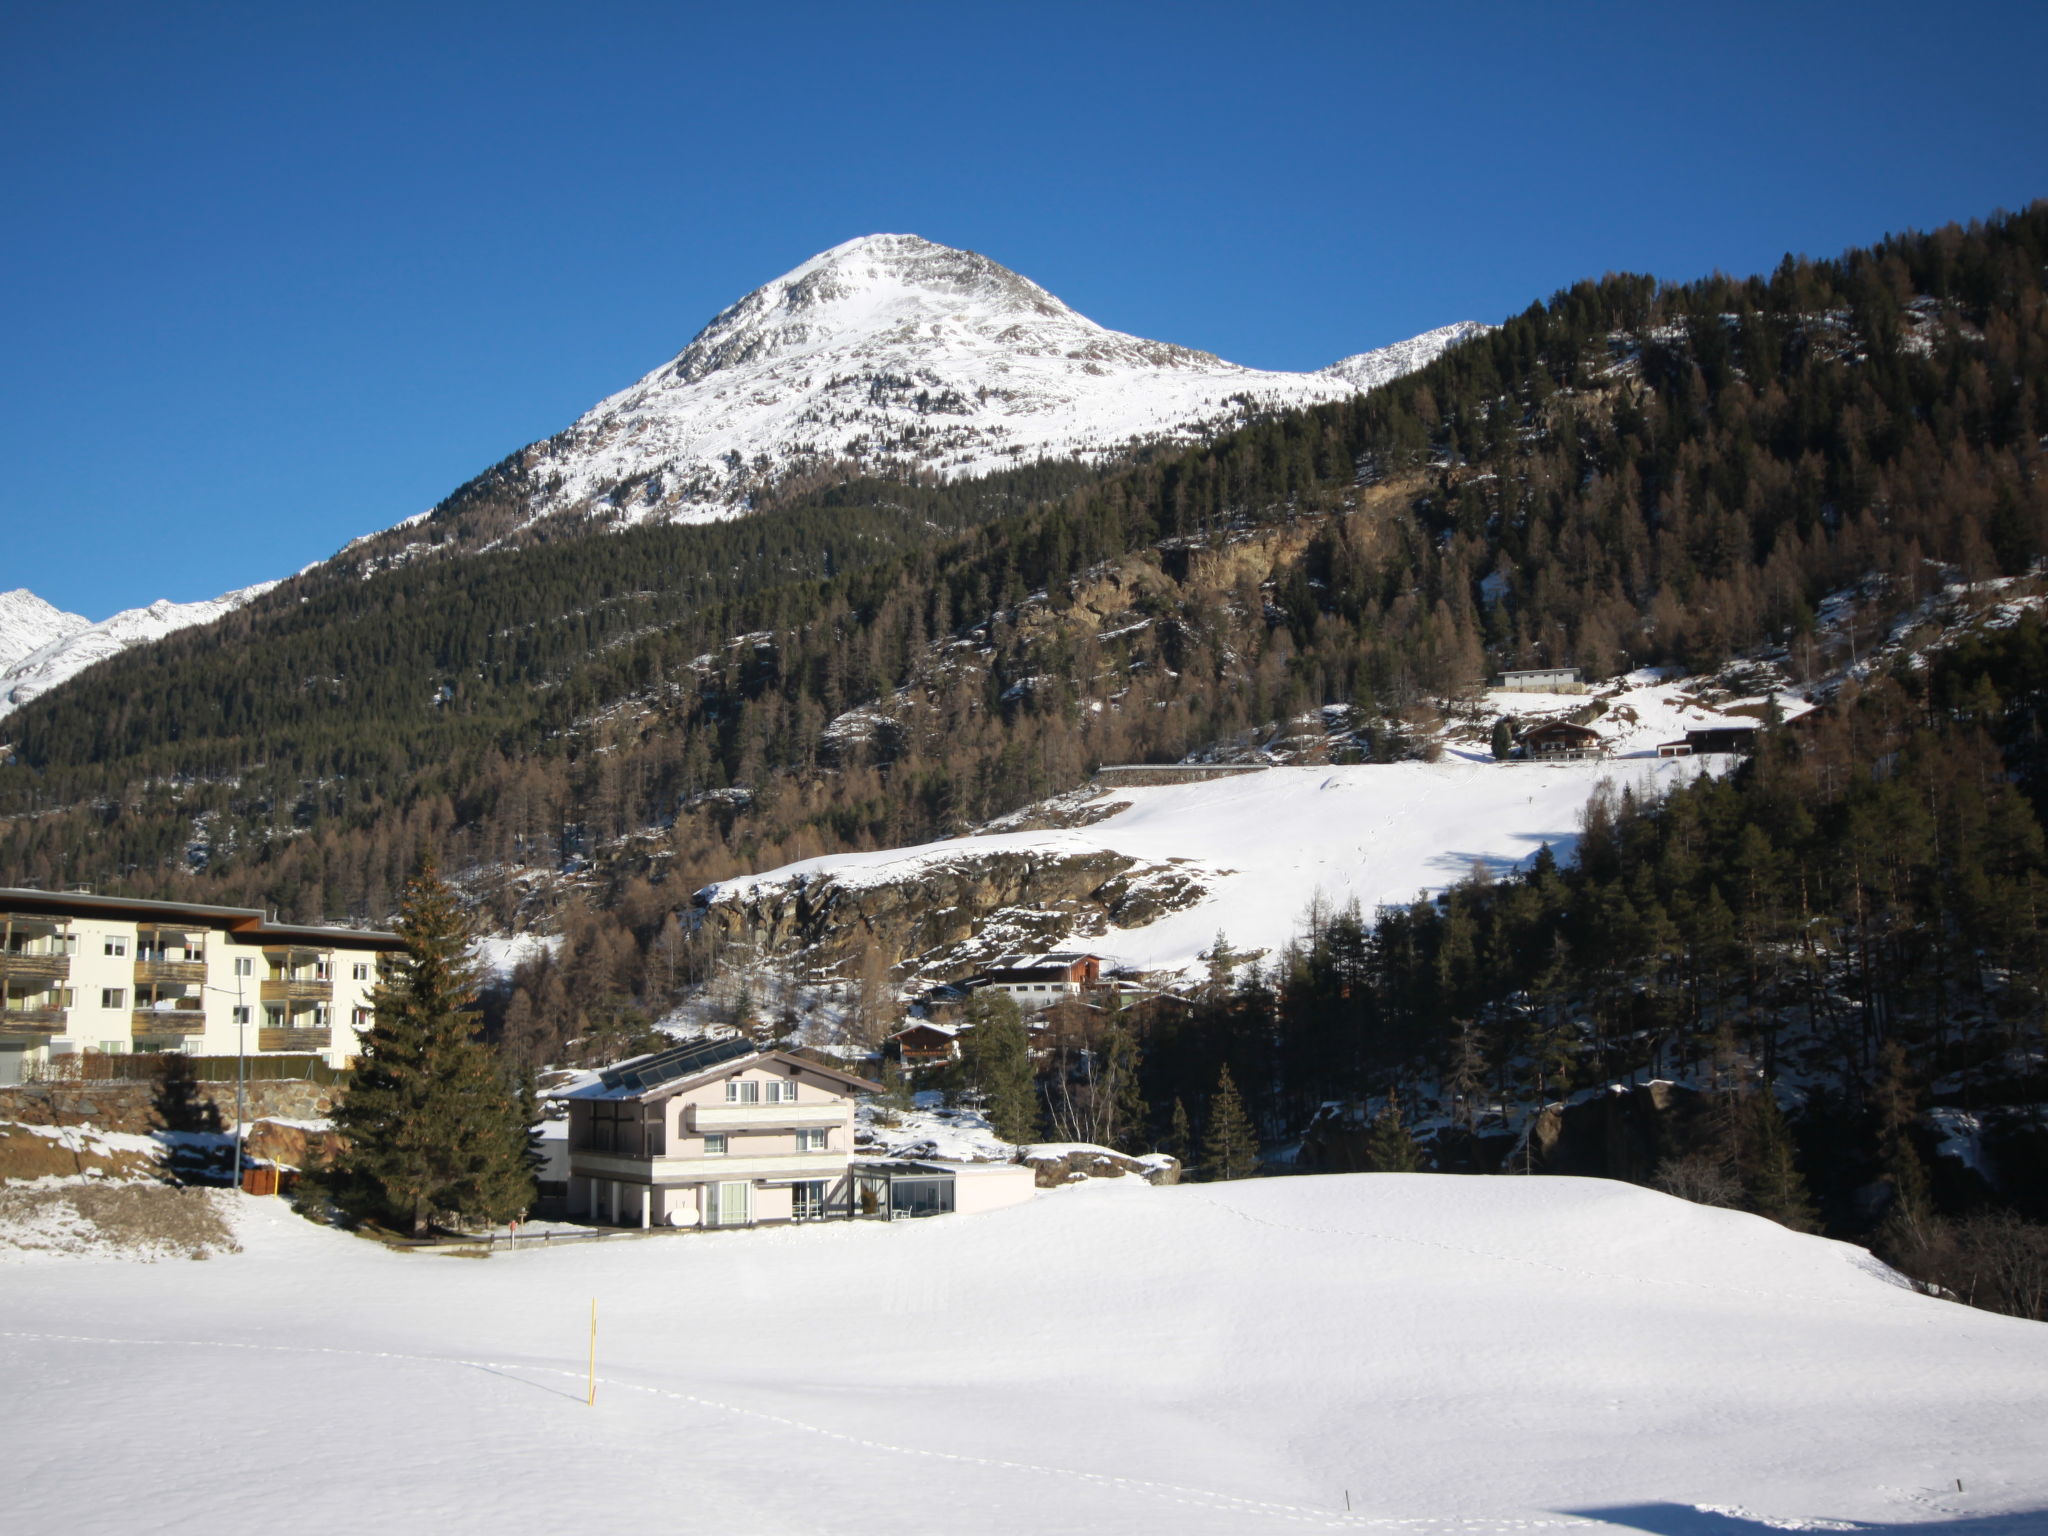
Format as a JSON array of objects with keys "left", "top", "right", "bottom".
[{"left": 4, "top": 1175, "right": 2045, "bottom": 1535}]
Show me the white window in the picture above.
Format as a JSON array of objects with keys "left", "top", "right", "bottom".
[
  {"left": 796, "top": 1128, "right": 828, "bottom": 1152},
  {"left": 725, "top": 1079, "right": 760, "bottom": 1104},
  {"left": 103, "top": 936, "right": 127, "bottom": 957},
  {"left": 764, "top": 1079, "right": 793, "bottom": 1102},
  {"left": 100, "top": 988, "right": 126, "bottom": 1010},
  {"left": 314, "top": 960, "right": 331, "bottom": 981},
  {"left": 703, "top": 1134, "right": 729, "bottom": 1155},
  {"left": 233, "top": 956, "right": 253, "bottom": 977},
  {"left": 311, "top": 1004, "right": 329, "bottom": 1027},
  {"left": 792, "top": 1180, "right": 827, "bottom": 1220},
  {"left": 232, "top": 1006, "right": 252, "bottom": 1026},
  {"left": 99, "top": 1039, "right": 125, "bottom": 1054},
  {"left": 352, "top": 1006, "right": 372, "bottom": 1028},
  {"left": 352, "top": 962, "right": 370, "bottom": 981}
]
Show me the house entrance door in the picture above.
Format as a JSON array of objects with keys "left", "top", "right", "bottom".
[{"left": 709, "top": 1180, "right": 751, "bottom": 1227}]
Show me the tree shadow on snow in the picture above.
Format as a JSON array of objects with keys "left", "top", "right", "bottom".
[
  {"left": 1425, "top": 831, "right": 1579, "bottom": 883},
  {"left": 1571, "top": 1504, "right": 2048, "bottom": 1536}
]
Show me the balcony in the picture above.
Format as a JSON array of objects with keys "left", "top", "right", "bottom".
[
  {"left": 687, "top": 1100, "right": 846, "bottom": 1134},
  {"left": 258, "top": 1027, "right": 331, "bottom": 1052},
  {"left": 260, "top": 978, "right": 333, "bottom": 1004},
  {"left": 0, "top": 1006, "right": 68, "bottom": 1036},
  {"left": 132, "top": 1008, "right": 207, "bottom": 1036},
  {"left": 134, "top": 958, "right": 207, "bottom": 985},
  {"left": 0, "top": 951, "right": 72, "bottom": 983}
]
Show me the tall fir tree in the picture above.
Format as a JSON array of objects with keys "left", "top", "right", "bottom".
[
  {"left": 1202, "top": 1065, "right": 1260, "bottom": 1181},
  {"left": 325, "top": 852, "right": 536, "bottom": 1235},
  {"left": 1104, "top": 1021, "right": 1150, "bottom": 1153},
  {"left": 955, "top": 991, "right": 1041, "bottom": 1145},
  {"left": 1364, "top": 1096, "right": 1427, "bottom": 1172},
  {"left": 1166, "top": 1097, "right": 1193, "bottom": 1168},
  {"left": 1742, "top": 1091, "right": 1818, "bottom": 1232}
]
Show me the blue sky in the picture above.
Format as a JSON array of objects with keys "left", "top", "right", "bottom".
[{"left": 4, "top": 1, "right": 2046, "bottom": 618}]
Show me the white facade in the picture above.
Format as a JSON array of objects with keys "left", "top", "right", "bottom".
[
  {"left": 564, "top": 1047, "right": 881, "bottom": 1229},
  {"left": 0, "top": 890, "right": 397, "bottom": 1084}
]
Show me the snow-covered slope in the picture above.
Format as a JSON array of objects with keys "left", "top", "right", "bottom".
[
  {"left": 4, "top": 1176, "right": 2045, "bottom": 1534},
  {"left": 702, "top": 675, "right": 1788, "bottom": 981},
  {"left": 0, "top": 589, "right": 89, "bottom": 672},
  {"left": 0, "top": 584, "right": 277, "bottom": 720},
  {"left": 463, "top": 234, "right": 1486, "bottom": 531}
]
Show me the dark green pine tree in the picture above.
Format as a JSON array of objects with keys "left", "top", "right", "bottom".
[
  {"left": 1742, "top": 1091, "right": 1818, "bottom": 1233},
  {"left": 326, "top": 852, "right": 537, "bottom": 1235},
  {"left": 956, "top": 991, "right": 1041, "bottom": 1146},
  {"left": 1166, "top": 1097, "right": 1193, "bottom": 1168},
  {"left": 1103, "top": 1021, "right": 1150, "bottom": 1153},
  {"left": 1490, "top": 717, "right": 1515, "bottom": 760},
  {"left": 1364, "top": 1095, "right": 1427, "bottom": 1172},
  {"left": 1202, "top": 1065, "right": 1261, "bottom": 1181}
]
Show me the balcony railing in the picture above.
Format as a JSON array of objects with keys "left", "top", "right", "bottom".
[
  {"left": 258, "top": 1027, "right": 331, "bottom": 1052},
  {"left": 132, "top": 1009, "right": 207, "bottom": 1036},
  {"left": 0, "top": 952, "right": 72, "bottom": 982},
  {"left": 134, "top": 959, "right": 207, "bottom": 985},
  {"left": 260, "top": 978, "right": 333, "bottom": 1004},
  {"left": 0, "top": 1007, "right": 68, "bottom": 1035},
  {"left": 687, "top": 1101, "right": 846, "bottom": 1133}
]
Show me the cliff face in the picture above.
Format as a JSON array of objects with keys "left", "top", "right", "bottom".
[{"left": 694, "top": 845, "right": 1207, "bottom": 981}]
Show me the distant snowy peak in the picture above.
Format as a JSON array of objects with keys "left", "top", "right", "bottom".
[
  {"left": 0, "top": 590, "right": 90, "bottom": 671},
  {"left": 0, "top": 583, "right": 277, "bottom": 721},
  {"left": 464, "top": 233, "right": 1486, "bottom": 534}
]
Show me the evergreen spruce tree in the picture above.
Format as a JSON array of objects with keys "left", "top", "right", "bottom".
[
  {"left": 1104, "top": 1021, "right": 1150, "bottom": 1153},
  {"left": 1202, "top": 1065, "right": 1260, "bottom": 1181},
  {"left": 1742, "top": 1091, "right": 1818, "bottom": 1232},
  {"left": 325, "top": 853, "right": 536, "bottom": 1235},
  {"left": 1166, "top": 1097, "right": 1193, "bottom": 1168},
  {"left": 1490, "top": 717, "right": 1515, "bottom": 760},
  {"left": 1364, "top": 1095, "right": 1427, "bottom": 1172},
  {"left": 956, "top": 991, "right": 1040, "bottom": 1145}
]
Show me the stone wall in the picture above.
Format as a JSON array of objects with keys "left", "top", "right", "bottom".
[{"left": 0, "top": 1078, "right": 335, "bottom": 1136}]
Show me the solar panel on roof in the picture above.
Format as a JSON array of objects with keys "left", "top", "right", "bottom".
[{"left": 598, "top": 1035, "right": 760, "bottom": 1093}]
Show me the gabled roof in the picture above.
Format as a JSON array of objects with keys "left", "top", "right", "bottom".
[{"left": 568, "top": 1039, "right": 884, "bottom": 1101}]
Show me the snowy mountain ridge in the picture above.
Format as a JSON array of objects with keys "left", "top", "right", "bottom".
[
  {"left": 0, "top": 584, "right": 276, "bottom": 721},
  {"left": 0, "top": 590, "right": 90, "bottom": 673},
  {"left": 467, "top": 234, "right": 1487, "bottom": 533}
]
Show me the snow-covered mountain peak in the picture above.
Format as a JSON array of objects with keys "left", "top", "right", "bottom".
[
  {"left": 0, "top": 589, "right": 90, "bottom": 671},
  {"left": 0, "top": 583, "right": 276, "bottom": 721},
  {"left": 447, "top": 235, "right": 1489, "bottom": 536}
]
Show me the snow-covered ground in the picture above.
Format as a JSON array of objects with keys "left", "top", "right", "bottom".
[
  {"left": 705, "top": 676, "right": 1787, "bottom": 978},
  {"left": 3, "top": 1175, "right": 2044, "bottom": 1534},
  {"left": 0, "top": 582, "right": 276, "bottom": 718}
]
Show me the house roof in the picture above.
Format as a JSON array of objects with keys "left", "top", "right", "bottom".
[
  {"left": 569, "top": 1039, "right": 884, "bottom": 1101},
  {"left": 0, "top": 887, "right": 400, "bottom": 947},
  {"left": 1520, "top": 720, "right": 1601, "bottom": 742}
]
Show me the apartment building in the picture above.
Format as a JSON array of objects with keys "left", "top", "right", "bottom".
[{"left": 0, "top": 888, "right": 401, "bottom": 1084}]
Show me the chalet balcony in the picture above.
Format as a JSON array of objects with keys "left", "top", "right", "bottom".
[
  {"left": 134, "top": 958, "right": 207, "bottom": 985},
  {"left": 0, "top": 1006, "right": 68, "bottom": 1036},
  {"left": 687, "top": 1101, "right": 846, "bottom": 1134},
  {"left": 260, "top": 978, "right": 333, "bottom": 1005},
  {"left": 0, "top": 952, "right": 72, "bottom": 983},
  {"left": 132, "top": 1008, "right": 207, "bottom": 1036},
  {"left": 258, "top": 1027, "right": 331, "bottom": 1052}
]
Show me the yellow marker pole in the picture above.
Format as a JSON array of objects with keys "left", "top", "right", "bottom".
[{"left": 587, "top": 1298, "right": 597, "bottom": 1406}]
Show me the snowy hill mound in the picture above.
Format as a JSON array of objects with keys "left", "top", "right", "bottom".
[
  {"left": 700, "top": 674, "right": 1788, "bottom": 982},
  {"left": 0, "top": 583, "right": 277, "bottom": 720},
  {"left": 467, "top": 234, "right": 1486, "bottom": 531},
  {"left": 4, "top": 1174, "right": 2044, "bottom": 1533}
]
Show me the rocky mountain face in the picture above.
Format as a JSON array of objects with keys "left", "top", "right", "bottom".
[{"left": 354, "top": 234, "right": 1483, "bottom": 557}]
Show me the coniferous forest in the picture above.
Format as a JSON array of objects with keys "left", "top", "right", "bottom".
[{"left": 6, "top": 206, "right": 2048, "bottom": 1309}]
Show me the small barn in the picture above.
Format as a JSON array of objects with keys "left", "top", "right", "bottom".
[{"left": 1686, "top": 725, "right": 1759, "bottom": 755}]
